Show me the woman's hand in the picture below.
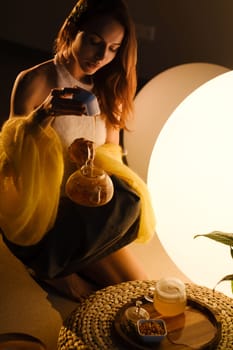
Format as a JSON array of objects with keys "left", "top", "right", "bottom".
[
  {"left": 31, "top": 87, "right": 87, "bottom": 126},
  {"left": 68, "top": 138, "right": 95, "bottom": 168}
]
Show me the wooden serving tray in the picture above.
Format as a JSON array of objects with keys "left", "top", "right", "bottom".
[{"left": 114, "top": 297, "right": 221, "bottom": 350}]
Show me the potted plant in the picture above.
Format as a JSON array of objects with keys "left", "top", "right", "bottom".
[{"left": 194, "top": 231, "right": 233, "bottom": 294}]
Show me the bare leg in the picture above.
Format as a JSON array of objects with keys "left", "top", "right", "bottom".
[
  {"left": 43, "top": 273, "right": 98, "bottom": 302},
  {"left": 40, "top": 246, "right": 147, "bottom": 301},
  {"left": 79, "top": 246, "right": 149, "bottom": 287}
]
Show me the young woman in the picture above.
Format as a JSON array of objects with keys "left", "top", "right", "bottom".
[{"left": 0, "top": 0, "right": 155, "bottom": 301}]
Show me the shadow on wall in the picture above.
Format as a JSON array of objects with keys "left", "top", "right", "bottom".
[{"left": 0, "top": 39, "right": 51, "bottom": 126}]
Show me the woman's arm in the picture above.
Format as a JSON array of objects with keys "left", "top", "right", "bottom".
[
  {"left": 10, "top": 68, "right": 86, "bottom": 127},
  {"left": 10, "top": 64, "right": 54, "bottom": 119}
]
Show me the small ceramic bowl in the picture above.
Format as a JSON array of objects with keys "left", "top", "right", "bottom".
[{"left": 137, "top": 319, "right": 167, "bottom": 343}]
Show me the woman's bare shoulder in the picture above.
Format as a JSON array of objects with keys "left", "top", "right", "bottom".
[
  {"left": 10, "top": 59, "right": 57, "bottom": 116},
  {"left": 15, "top": 59, "right": 57, "bottom": 89}
]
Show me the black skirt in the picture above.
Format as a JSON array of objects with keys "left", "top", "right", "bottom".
[{"left": 3, "top": 176, "right": 141, "bottom": 279}]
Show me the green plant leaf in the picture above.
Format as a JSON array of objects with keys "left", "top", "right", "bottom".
[
  {"left": 194, "top": 231, "right": 233, "bottom": 294},
  {"left": 213, "top": 274, "right": 233, "bottom": 292},
  {"left": 194, "top": 231, "right": 233, "bottom": 247}
]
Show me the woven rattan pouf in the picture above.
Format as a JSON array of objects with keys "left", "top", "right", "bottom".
[{"left": 58, "top": 280, "right": 233, "bottom": 350}]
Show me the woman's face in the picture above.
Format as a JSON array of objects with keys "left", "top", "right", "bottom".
[{"left": 71, "top": 15, "right": 125, "bottom": 76}]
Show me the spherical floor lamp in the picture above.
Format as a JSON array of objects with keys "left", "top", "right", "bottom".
[{"left": 125, "top": 63, "right": 233, "bottom": 296}]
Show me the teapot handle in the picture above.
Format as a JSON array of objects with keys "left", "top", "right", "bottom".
[{"left": 90, "top": 186, "right": 102, "bottom": 205}]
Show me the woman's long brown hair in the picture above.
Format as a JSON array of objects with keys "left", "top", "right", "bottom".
[{"left": 54, "top": 0, "right": 137, "bottom": 129}]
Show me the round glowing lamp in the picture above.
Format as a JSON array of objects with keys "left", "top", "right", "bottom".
[
  {"left": 125, "top": 63, "right": 232, "bottom": 297},
  {"left": 125, "top": 63, "right": 229, "bottom": 182},
  {"left": 148, "top": 69, "right": 233, "bottom": 297}
]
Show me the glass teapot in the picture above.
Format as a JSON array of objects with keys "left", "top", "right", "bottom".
[
  {"left": 125, "top": 300, "right": 150, "bottom": 326},
  {"left": 65, "top": 138, "right": 114, "bottom": 207}
]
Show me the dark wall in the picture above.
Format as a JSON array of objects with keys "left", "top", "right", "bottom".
[
  {"left": 0, "top": 40, "right": 50, "bottom": 125},
  {"left": 0, "top": 1, "right": 77, "bottom": 125}
]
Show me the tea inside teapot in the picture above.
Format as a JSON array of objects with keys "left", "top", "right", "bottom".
[{"left": 65, "top": 138, "right": 114, "bottom": 206}]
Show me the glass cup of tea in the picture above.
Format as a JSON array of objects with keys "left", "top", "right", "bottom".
[{"left": 145, "top": 278, "right": 187, "bottom": 317}]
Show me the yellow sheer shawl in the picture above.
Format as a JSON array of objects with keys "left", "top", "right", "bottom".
[
  {"left": 0, "top": 117, "right": 64, "bottom": 245},
  {"left": 95, "top": 144, "right": 156, "bottom": 243},
  {"left": 0, "top": 117, "right": 155, "bottom": 246}
]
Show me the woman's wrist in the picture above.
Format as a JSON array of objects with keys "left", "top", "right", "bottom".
[{"left": 28, "top": 106, "right": 53, "bottom": 128}]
